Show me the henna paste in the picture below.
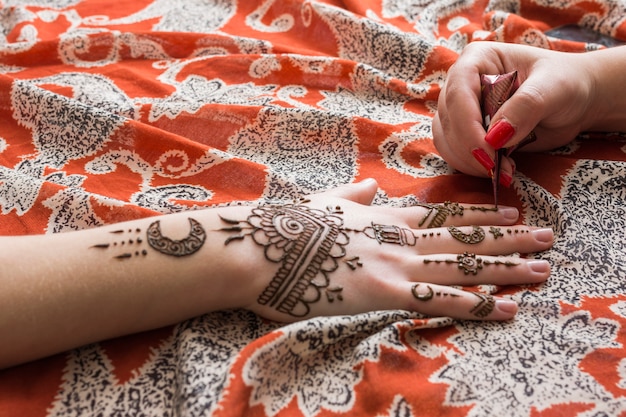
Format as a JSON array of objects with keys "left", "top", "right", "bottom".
[
  {"left": 360, "top": 223, "right": 417, "bottom": 246},
  {"left": 91, "top": 228, "right": 148, "bottom": 260},
  {"left": 146, "top": 218, "right": 206, "bottom": 257},
  {"left": 448, "top": 226, "right": 486, "bottom": 245},
  {"left": 412, "top": 284, "right": 461, "bottom": 302},
  {"left": 423, "top": 252, "right": 519, "bottom": 275},
  {"left": 219, "top": 204, "right": 349, "bottom": 317},
  {"left": 416, "top": 202, "right": 463, "bottom": 228},
  {"left": 411, "top": 284, "right": 434, "bottom": 301},
  {"left": 416, "top": 202, "right": 498, "bottom": 229},
  {"left": 489, "top": 226, "right": 504, "bottom": 239},
  {"left": 344, "top": 256, "right": 363, "bottom": 270},
  {"left": 469, "top": 293, "right": 495, "bottom": 318}
]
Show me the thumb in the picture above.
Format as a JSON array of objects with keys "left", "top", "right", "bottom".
[{"left": 321, "top": 178, "right": 379, "bottom": 205}]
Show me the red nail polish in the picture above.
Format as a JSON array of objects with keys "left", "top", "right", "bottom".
[
  {"left": 471, "top": 148, "right": 495, "bottom": 172},
  {"left": 499, "top": 171, "right": 513, "bottom": 187},
  {"left": 485, "top": 120, "right": 515, "bottom": 149}
]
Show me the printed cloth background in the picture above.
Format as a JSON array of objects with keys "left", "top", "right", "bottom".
[{"left": 1, "top": 0, "right": 626, "bottom": 416}]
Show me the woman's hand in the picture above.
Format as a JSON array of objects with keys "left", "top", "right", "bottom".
[
  {"left": 433, "top": 42, "right": 604, "bottom": 178},
  {"left": 0, "top": 179, "right": 553, "bottom": 368},
  {"left": 237, "top": 179, "right": 553, "bottom": 322}
]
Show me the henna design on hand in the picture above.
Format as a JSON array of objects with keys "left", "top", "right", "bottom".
[
  {"left": 423, "top": 252, "right": 519, "bottom": 275},
  {"left": 469, "top": 293, "right": 496, "bottom": 318},
  {"left": 359, "top": 223, "right": 417, "bottom": 246},
  {"left": 489, "top": 226, "right": 504, "bottom": 239},
  {"left": 412, "top": 285, "right": 496, "bottom": 319},
  {"left": 448, "top": 225, "right": 486, "bottom": 245},
  {"left": 344, "top": 256, "right": 363, "bottom": 270},
  {"left": 411, "top": 284, "right": 461, "bottom": 302},
  {"left": 219, "top": 204, "right": 350, "bottom": 317},
  {"left": 416, "top": 202, "right": 464, "bottom": 228},
  {"left": 416, "top": 202, "right": 497, "bottom": 228}
]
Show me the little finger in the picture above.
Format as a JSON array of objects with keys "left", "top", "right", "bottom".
[{"left": 408, "top": 282, "right": 517, "bottom": 321}]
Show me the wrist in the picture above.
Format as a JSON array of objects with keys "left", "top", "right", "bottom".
[{"left": 582, "top": 47, "right": 626, "bottom": 132}]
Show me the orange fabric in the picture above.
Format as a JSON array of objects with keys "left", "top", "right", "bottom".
[{"left": 1, "top": 1, "right": 626, "bottom": 416}]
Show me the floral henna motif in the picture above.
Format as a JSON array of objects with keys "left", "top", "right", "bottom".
[
  {"left": 423, "top": 252, "right": 519, "bottom": 275},
  {"left": 218, "top": 204, "right": 350, "bottom": 317}
]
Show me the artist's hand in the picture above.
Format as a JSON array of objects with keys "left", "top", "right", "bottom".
[
  {"left": 433, "top": 42, "right": 598, "bottom": 178},
  {"left": 237, "top": 179, "right": 553, "bottom": 322}
]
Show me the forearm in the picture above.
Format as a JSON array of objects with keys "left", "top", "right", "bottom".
[{"left": 0, "top": 207, "right": 260, "bottom": 369}]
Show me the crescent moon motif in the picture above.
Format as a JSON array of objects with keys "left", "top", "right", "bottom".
[
  {"left": 448, "top": 225, "right": 485, "bottom": 245},
  {"left": 411, "top": 284, "right": 434, "bottom": 302},
  {"left": 146, "top": 218, "right": 206, "bottom": 257}
]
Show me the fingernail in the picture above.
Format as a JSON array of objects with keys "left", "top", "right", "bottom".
[
  {"left": 485, "top": 120, "right": 515, "bottom": 149},
  {"left": 495, "top": 299, "right": 518, "bottom": 315},
  {"left": 499, "top": 171, "right": 513, "bottom": 188},
  {"left": 498, "top": 206, "right": 518, "bottom": 221},
  {"left": 532, "top": 227, "right": 554, "bottom": 243},
  {"left": 528, "top": 260, "right": 550, "bottom": 274},
  {"left": 471, "top": 148, "right": 495, "bottom": 172}
]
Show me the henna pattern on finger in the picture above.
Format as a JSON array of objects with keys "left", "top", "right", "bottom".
[
  {"left": 416, "top": 202, "right": 497, "bottom": 228},
  {"left": 469, "top": 293, "right": 496, "bottom": 318},
  {"left": 423, "top": 252, "right": 519, "bottom": 275},
  {"left": 448, "top": 226, "right": 486, "bottom": 244},
  {"left": 412, "top": 285, "right": 496, "bottom": 318},
  {"left": 411, "top": 284, "right": 461, "bottom": 301},
  {"left": 218, "top": 204, "right": 350, "bottom": 317},
  {"left": 416, "top": 202, "right": 463, "bottom": 228},
  {"left": 489, "top": 226, "right": 504, "bottom": 239}
]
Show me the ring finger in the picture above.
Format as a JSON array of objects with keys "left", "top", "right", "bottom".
[{"left": 407, "top": 282, "right": 517, "bottom": 321}]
